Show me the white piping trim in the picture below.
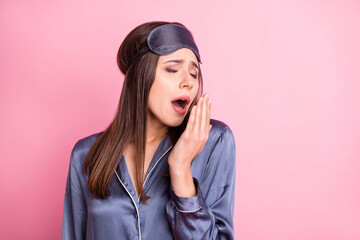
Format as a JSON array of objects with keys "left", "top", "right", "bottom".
[
  {"left": 114, "top": 171, "right": 141, "bottom": 240},
  {"left": 113, "top": 144, "right": 173, "bottom": 239},
  {"left": 170, "top": 200, "right": 201, "bottom": 213},
  {"left": 138, "top": 145, "right": 173, "bottom": 201}
]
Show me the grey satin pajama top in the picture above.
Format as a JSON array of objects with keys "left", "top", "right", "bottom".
[{"left": 62, "top": 119, "right": 236, "bottom": 240}]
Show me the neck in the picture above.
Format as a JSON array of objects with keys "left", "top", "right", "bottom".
[{"left": 146, "top": 113, "right": 168, "bottom": 144}]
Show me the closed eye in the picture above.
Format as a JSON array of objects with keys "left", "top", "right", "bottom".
[
  {"left": 166, "top": 68, "right": 197, "bottom": 79},
  {"left": 166, "top": 68, "right": 177, "bottom": 73},
  {"left": 190, "top": 73, "right": 198, "bottom": 79}
]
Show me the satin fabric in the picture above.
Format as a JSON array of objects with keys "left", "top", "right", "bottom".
[
  {"left": 129, "top": 23, "right": 201, "bottom": 68},
  {"left": 147, "top": 23, "right": 201, "bottom": 63},
  {"left": 62, "top": 118, "right": 236, "bottom": 240}
]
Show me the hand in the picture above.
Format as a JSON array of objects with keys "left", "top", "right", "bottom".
[{"left": 168, "top": 93, "right": 212, "bottom": 172}]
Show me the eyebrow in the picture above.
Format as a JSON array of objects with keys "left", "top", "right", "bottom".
[{"left": 162, "top": 59, "right": 199, "bottom": 69}]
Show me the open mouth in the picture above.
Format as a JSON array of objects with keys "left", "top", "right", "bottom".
[
  {"left": 171, "top": 96, "right": 190, "bottom": 114},
  {"left": 171, "top": 99, "right": 188, "bottom": 109}
]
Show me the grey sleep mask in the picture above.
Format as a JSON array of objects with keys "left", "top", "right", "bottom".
[{"left": 128, "top": 23, "right": 201, "bottom": 66}]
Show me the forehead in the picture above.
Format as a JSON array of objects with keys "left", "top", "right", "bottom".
[{"left": 159, "top": 48, "right": 198, "bottom": 63}]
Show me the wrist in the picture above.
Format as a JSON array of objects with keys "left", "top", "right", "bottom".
[
  {"left": 169, "top": 166, "right": 196, "bottom": 197},
  {"left": 168, "top": 154, "right": 192, "bottom": 172},
  {"left": 168, "top": 163, "right": 191, "bottom": 176}
]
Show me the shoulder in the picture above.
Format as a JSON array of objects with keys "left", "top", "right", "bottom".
[
  {"left": 209, "top": 118, "right": 235, "bottom": 147},
  {"left": 70, "top": 131, "right": 104, "bottom": 169},
  {"left": 196, "top": 119, "right": 236, "bottom": 167},
  {"left": 195, "top": 119, "right": 236, "bottom": 184}
]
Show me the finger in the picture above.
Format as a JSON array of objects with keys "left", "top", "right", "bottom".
[
  {"left": 206, "top": 93, "right": 211, "bottom": 125},
  {"left": 200, "top": 94, "right": 208, "bottom": 136},
  {"left": 185, "top": 105, "right": 197, "bottom": 134},
  {"left": 193, "top": 96, "right": 203, "bottom": 135},
  {"left": 206, "top": 96, "right": 211, "bottom": 131}
]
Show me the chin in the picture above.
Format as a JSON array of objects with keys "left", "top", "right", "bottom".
[
  {"left": 162, "top": 116, "right": 186, "bottom": 128},
  {"left": 165, "top": 120, "right": 183, "bottom": 128}
]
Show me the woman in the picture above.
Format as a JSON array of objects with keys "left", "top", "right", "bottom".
[{"left": 62, "top": 21, "right": 236, "bottom": 240}]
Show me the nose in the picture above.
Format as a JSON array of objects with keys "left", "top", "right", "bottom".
[{"left": 179, "top": 71, "right": 195, "bottom": 89}]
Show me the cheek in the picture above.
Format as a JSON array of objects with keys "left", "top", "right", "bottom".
[
  {"left": 152, "top": 74, "right": 171, "bottom": 93},
  {"left": 193, "top": 79, "right": 200, "bottom": 98},
  {"left": 148, "top": 77, "right": 169, "bottom": 107}
]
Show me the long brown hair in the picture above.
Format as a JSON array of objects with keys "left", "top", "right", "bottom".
[{"left": 83, "top": 21, "right": 203, "bottom": 202}]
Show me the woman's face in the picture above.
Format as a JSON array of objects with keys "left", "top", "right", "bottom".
[{"left": 148, "top": 48, "right": 200, "bottom": 128}]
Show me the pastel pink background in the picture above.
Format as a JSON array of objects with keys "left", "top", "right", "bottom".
[{"left": 1, "top": 0, "right": 359, "bottom": 239}]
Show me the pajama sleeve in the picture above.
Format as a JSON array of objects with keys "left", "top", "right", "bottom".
[
  {"left": 166, "top": 125, "right": 236, "bottom": 240},
  {"left": 62, "top": 143, "right": 87, "bottom": 240}
]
